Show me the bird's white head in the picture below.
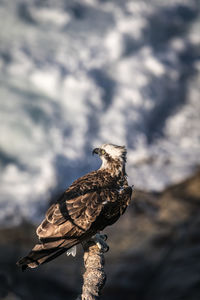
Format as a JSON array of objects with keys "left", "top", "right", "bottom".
[{"left": 92, "top": 143, "right": 127, "bottom": 172}]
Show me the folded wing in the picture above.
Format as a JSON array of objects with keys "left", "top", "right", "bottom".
[{"left": 17, "top": 191, "right": 104, "bottom": 269}]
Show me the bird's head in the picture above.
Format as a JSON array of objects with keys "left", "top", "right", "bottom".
[{"left": 92, "top": 144, "right": 127, "bottom": 172}]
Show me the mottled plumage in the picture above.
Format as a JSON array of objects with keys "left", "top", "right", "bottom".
[{"left": 17, "top": 144, "right": 132, "bottom": 270}]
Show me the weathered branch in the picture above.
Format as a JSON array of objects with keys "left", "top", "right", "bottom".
[{"left": 77, "top": 236, "right": 108, "bottom": 300}]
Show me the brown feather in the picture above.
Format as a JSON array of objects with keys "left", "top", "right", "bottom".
[{"left": 16, "top": 145, "right": 133, "bottom": 270}]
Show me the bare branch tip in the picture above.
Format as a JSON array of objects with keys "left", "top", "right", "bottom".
[{"left": 78, "top": 234, "right": 109, "bottom": 300}]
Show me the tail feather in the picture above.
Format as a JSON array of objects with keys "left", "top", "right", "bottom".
[{"left": 16, "top": 239, "right": 77, "bottom": 271}]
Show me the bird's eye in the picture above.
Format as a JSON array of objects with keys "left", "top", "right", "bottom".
[{"left": 101, "top": 149, "right": 105, "bottom": 155}]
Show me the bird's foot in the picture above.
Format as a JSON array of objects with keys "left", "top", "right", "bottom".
[
  {"left": 93, "top": 233, "right": 109, "bottom": 253},
  {"left": 97, "top": 233, "right": 107, "bottom": 241}
]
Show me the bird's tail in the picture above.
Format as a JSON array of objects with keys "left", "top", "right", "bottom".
[{"left": 16, "top": 238, "right": 77, "bottom": 271}]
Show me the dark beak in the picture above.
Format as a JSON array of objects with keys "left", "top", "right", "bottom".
[{"left": 92, "top": 148, "right": 100, "bottom": 155}]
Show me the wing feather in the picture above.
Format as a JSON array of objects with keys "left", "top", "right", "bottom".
[{"left": 36, "top": 191, "right": 104, "bottom": 242}]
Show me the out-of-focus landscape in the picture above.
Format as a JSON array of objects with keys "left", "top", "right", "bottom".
[{"left": 0, "top": 0, "right": 200, "bottom": 299}]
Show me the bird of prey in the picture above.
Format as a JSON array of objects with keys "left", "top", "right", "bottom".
[{"left": 17, "top": 144, "right": 132, "bottom": 270}]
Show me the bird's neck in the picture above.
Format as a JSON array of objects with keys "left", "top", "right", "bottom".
[{"left": 100, "top": 158, "right": 126, "bottom": 178}]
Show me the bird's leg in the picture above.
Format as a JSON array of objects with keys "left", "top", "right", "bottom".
[
  {"left": 96, "top": 233, "right": 107, "bottom": 241},
  {"left": 92, "top": 233, "right": 109, "bottom": 253},
  {"left": 81, "top": 233, "right": 109, "bottom": 253}
]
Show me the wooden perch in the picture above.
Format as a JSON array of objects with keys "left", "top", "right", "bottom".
[{"left": 77, "top": 235, "right": 108, "bottom": 300}]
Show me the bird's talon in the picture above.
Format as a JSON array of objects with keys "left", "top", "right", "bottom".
[
  {"left": 94, "top": 234, "right": 109, "bottom": 253},
  {"left": 102, "top": 234, "right": 107, "bottom": 241},
  {"left": 97, "top": 234, "right": 107, "bottom": 241},
  {"left": 104, "top": 245, "right": 109, "bottom": 252}
]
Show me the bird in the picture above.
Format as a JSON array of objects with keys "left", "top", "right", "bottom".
[{"left": 16, "top": 144, "right": 133, "bottom": 270}]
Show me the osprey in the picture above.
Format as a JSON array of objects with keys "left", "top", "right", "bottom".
[{"left": 17, "top": 144, "right": 132, "bottom": 270}]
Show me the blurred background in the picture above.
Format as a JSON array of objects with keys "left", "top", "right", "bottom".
[{"left": 0, "top": 0, "right": 200, "bottom": 299}]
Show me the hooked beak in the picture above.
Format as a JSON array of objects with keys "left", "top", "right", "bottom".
[{"left": 92, "top": 148, "right": 100, "bottom": 155}]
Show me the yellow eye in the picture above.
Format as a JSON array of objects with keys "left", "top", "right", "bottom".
[{"left": 101, "top": 149, "right": 105, "bottom": 155}]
